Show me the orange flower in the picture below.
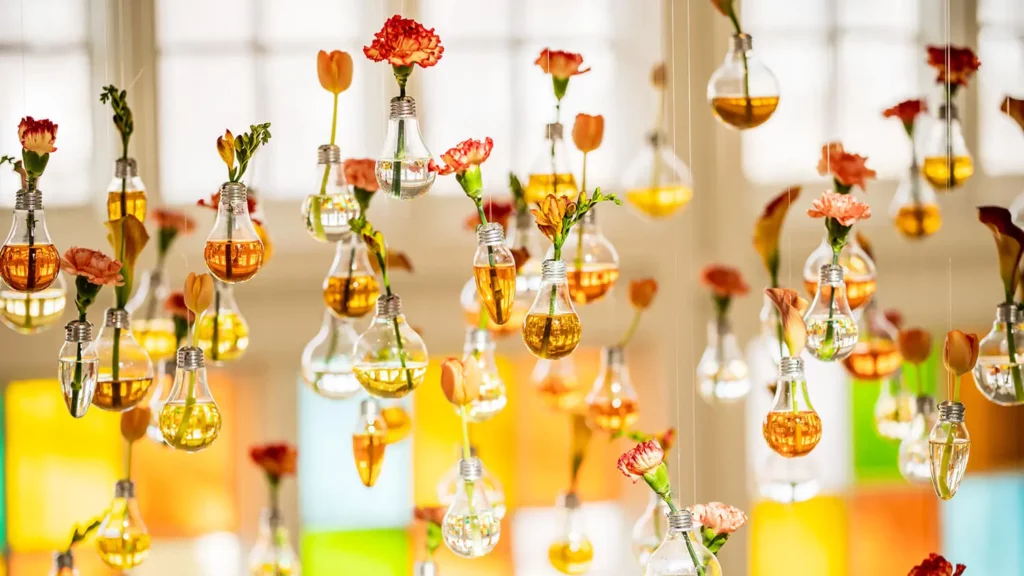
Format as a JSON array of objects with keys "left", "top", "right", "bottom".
[
  {"left": 651, "top": 62, "right": 667, "bottom": 90},
  {"left": 60, "top": 247, "right": 124, "bottom": 287},
  {"left": 151, "top": 208, "right": 196, "bottom": 235},
  {"left": 656, "top": 427, "right": 676, "bottom": 452},
  {"left": 617, "top": 440, "right": 665, "bottom": 482},
  {"left": 572, "top": 113, "right": 604, "bottom": 153},
  {"left": 164, "top": 291, "right": 194, "bottom": 323},
  {"left": 807, "top": 190, "right": 872, "bottom": 227},
  {"left": 363, "top": 15, "right": 444, "bottom": 69},
  {"left": 1002, "top": 96, "right": 1024, "bottom": 133},
  {"left": 944, "top": 330, "right": 980, "bottom": 377},
  {"left": 510, "top": 247, "right": 530, "bottom": 272},
  {"left": 689, "top": 502, "right": 748, "bottom": 535},
  {"left": 18, "top": 117, "right": 58, "bottom": 154},
  {"left": 317, "top": 50, "right": 354, "bottom": 95},
  {"left": 899, "top": 328, "right": 933, "bottom": 365},
  {"left": 710, "top": 0, "right": 736, "bottom": 18},
  {"left": 249, "top": 443, "right": 298, "bottom": 483},
  {"left": 184, "top": 272, "right": 214, "bottom": 316},
  {"left": 440, "top": 358, "right": 482, "bottom": 407},
  {"left": 342, "top": 158, "right": 379, "bottom": 192},
  {"left": 197, "top": 190, "right": 258, "bottom": 214},
  {"left": 535, "top": 48, "right": 590, "bottom": 79},
  {"left": 630, "top": 278, "right": 659, "bottom": 309},
  {"left": 884, "top": 309, "right": 904, "bottom": 331},
  {"left": 753, "top": 186, "right": 801, "bottom": 276},
  {"left": 464, "top": 198, "right": 514, "bottom": 231},
  {"left": 428, "top": 137, "right": 494, "bottom": 176},
  {"left": 883, "top": 99, "right": 928, "bottom": 135},
  {"left": 216, "top": 130, "right": 235, "bottom": 170},
  {"left": 817, "top": 142, "right": 877, "bottom": 191},
  {"left": 531, "top": 194, "right": 572, "bottom": 242},
  {"left": 926, "top": 45, "right": 980, "bottom": 88},
  {"left": 120, "top": 406, "right": 151, "bottom": 443},
  {"left": 978, "top": 206, "right": 1024, "bottom": 302},
  {"left": 700, "top": 265, "right": 749, "bottom": 298},
  {"left": 908, "top": 553, "right": 966, "bottom": 576},
  {"left": 414, "top": 506, "right": 446, "bottom": 526},
  {"left": 765, "top": 288, "right": 810, "bottom": 356}
]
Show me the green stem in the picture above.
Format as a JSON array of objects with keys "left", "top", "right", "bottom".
[
  {"left": 378, "top": 254, "right": 414, "bottom": 392},
  {"left": 112, "top": 326, "right": 122, "bottom": 384},
  {"left": 340, "top": 244, "right": 357, "bottom": 316},
  {"left": 125, "top": 441, "right": 132, "bottom": 480},
  {"left": 211, "top": 289, "right": 221, "bottom": 362},
  {"left": 172, "top": 371, "right": 197, "bottom": 446},
  {"left": 619, "top": 310, "right": 643, "bottom": 348},
  {"left": 821, "top": 249, "right": 840, "bottom": 359},
  {"left": 1005, "top": 317, "right": 1024, "bottom": 401}
]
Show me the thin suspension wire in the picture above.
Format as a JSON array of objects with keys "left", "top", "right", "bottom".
[
  {"left": 670, "top": 0, "right": 681, "bottom": 481},
  {"left": 686, "top": 0, "right": 699, "bottom": 506},
  {"left": 20, "top": 0, "right": 26, "bottom": 109}
]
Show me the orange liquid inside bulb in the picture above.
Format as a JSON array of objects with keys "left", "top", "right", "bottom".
[
  {"left": 522, "top": 313, "right": 582, "bottom": 360},
  {"left": 536, "top": 375, "right": 586, "bottom": 412},
  {"left": 625, "top": 186, "right": 693, "bottom": 219},
  {"left": 763, "top": 410, "right": 822, "bottom": 457},
  {"left": 710, "top": 96, "right": 780, "bottom": 129},
  {"left": 106, "top": 190, "right": 148, "bottom": 222},
  {"left": 586, "top": 397, "right": 640, "bottom": 434},
  {"left": 842, "top": 339, "right": 902, "bottom": 380},
  {"left": 567, "top": 264, "right": 619, "bottom": 305},
  {"left": 525, "top": 173, "right": 579, "bottom": 205},
  {"left": 0, "top": 243, "right": 60, "bottom": 292},
  {"left": 323, "top": 274, "right": 380, "bottom": 318},
  {"left": 473, "top": 263, "right": 517, "bottom": 325},
  {"left": 921, "top": 156, "right": 973, "bottom": 190},
  {"left": 92, "top": 377, "right": 154, "bottom": 411},
  {"left": 894, "top": 204, "right": 942, "bottom": 238},
  {"left": 204, "top": 239, "right": 265, "bottom": 283},
  {"left": 352, "top": 430, "right": 387, "bottom": 487},
  {"left": 803, "top": 277, "right": 876, "bottom": 311}
]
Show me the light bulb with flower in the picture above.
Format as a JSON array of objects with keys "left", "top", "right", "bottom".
[
  {"left": 921, "top": 45, "right": 981, "bottom": 191},
  {"left": 696, "top": 265, "right": 751, "bottom": 404},
  {"left": 688, "top": 502, "right": 748, "bottom": 558},
  {"left": 51, "top": 514, "right": 104, "bottom": 576},
  {"left": 248, "top": 443, "right": 301, "bottom": 575},
  {"left": 908, "top": 553, "right": 966, "bottom": 576},
  {"left": 883, "top": 100, "right": 940, "bottom": 238},
  {"left": 929, "top": 330, "right": 979, "bottom": 501},
  {"left": 545, "top": 414, "right": 596, "bottom": 574},
  {"left": 707, "top": 0, "right": 780, "bottom": 130},
  {"left": 96, "top": 406, "right": 153, "bottom": 569},
  {"left": 897, "top": 327, "right": 938, "bottom": 482},
  {"left": 413, "top": 506, "right": 445, "bottom": 575},
  {"left": 753, "top": 186, "right": 801, "bottom": 373},
  {"left": 617, "top": 427, "right": 675, "bottom": 569}
]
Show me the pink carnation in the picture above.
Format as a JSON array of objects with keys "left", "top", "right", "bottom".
[
  {"left": 690, "top": 502, "right": 748, "bottom": 535},
  {"left": 616, "top": 440, "right": 665, "bottom": 483},
  {"left": 807, "top": 190, "right": 872, "bottom": 226},
  {"left": 60, "top": 247, "right": 124, "bottom": 287}
]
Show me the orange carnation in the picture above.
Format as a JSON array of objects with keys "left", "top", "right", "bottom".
[
  {"left": 428, "top": 137, "right": 493, "bottom": 176},
  {"left": 926, "top": 45, "right": 980, "bottom": 88},
  {"left": 817, "top": 142, "right": 877, "bottom": 191},
  {"left": 249, "top": 443, "right": 298, "bottom": 483},
  {"left": 700, "top": 265, "right": 749, "bottom": 298},
  {"left": 464, "top": 198, "right": 514, "bottom": 231},
  {"left": 363, "top": 15, "right": 443, "bottom": 69},
  {"left": 60, "top": 247, "right": 124, "bottom": 287},
  {"left": 807, "top": 191, "right": 872, "bottom": 227},
  {"left": 343, "top": 158, "right": 379, "bottom": 192},
  {"left": 883, "top": 99, "right": 928, "bottom": 136},
  {"left": 535, "top": 49, "right": 590, "bottom": 79}
]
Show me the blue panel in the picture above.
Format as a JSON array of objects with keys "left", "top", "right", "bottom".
[{"left": 941, "top": 474, "right": 1024, "bottom": 574}]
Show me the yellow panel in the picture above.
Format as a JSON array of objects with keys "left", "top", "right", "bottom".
[
  {"left": 6, "top": 379, "right": 121, "bottom": 552},
  {"left": 750, "top": 496, "right": 848, "bottom": 576}
]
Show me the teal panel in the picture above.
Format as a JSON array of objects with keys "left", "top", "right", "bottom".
[
  {"left": 851, "top": 379, "right": 901, "bottom": 483},
  {"left": 302, "top": 528, "right": 409, "bottom": 576},
  {"left": 941, "top": 474, "right": 1024, "bottom": 574}
]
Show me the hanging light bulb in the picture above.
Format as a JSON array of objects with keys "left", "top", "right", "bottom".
[
  {"left": 125, "top": 268, "right": 176, "bottom": 363},
  {"left": 159, "top": 346, "right": 222, "bottom": 452},
  {"left": 928, "top": 401, "right": 971, "bottom": 500},
  {"left": 802, "top": 235, "right": 876, "bottom": 311},
  {"left": 323, "top": 235, "right": 380, "bottom": 319},
  {"left": 375, "top": 97, "right": 435, "bottom": 199},
  {"left": 803, "top": 264, "right": 859, "bottom": 362},
  {"left": 105, "top": 158, "right": 147, "bottom": 222},
  {"left": 203, "top": 182, "right": 265, "bottom": 284},
  {"left": 93, "top": 308, "right": 154, "bottom": 412},
  {"left": 532, "top": 356, "right": 586, "bottom": 412},
  {"left": 301, "top": 309, "right": 362, "bottom": 400},
  {"left": 584, "top": 345, "right": 640, "bottom": 434},
  {"left": 547, "top": 492, "right": 593, "bottom": 575},
  {"left": 437, "top": 446, "right": 506, "bottom": 520},
  {"left": 0, "top": 189, "right": 60, "bottom": 293},
  {"left": 58, "top": 320, "right": 98, "bottom": 418},
  {"left": 247, "top": 508, "right": 301, "bottom": 576},
  {"left": 303, "top": 144, "right": 359, "bottom": 243},
  {"left": 842, "top": 301, "right": 902, "bottom": 380},
  {"left": 621, "top": 132, "right": 694, "bottom": 220},
  {"left": 974, "top": 303, "right": 1024, "bottom": 406},
  {"left": 524, "top": 123, "right": 579, "bottom": 205},
  {"left": 889, "top": 164, "right": 942, "bottom": 239},
  {"left": 921, "top": 103, "right": 973, "bottom": 191},
  {"left": 146, "top": 358, "right": 173, "bottom": 445},
  {"left": 441, "top": 457, "right": 501, "bottom": 558},
  {"left": 96, "top": 479, "right": 151, "bottom": 569},
  {"left": 523, "top": 260, "right": 582, "bottom": 359},
  {"left": 462, "top": 328, "right": 507, "bottom": 422},
  {"left": 546, "top": 210, "right": 619, "bottom": 306},
  {"left": 756, "top": 451, "right": 819, "bottom": 503},
  {"left": 763, "top": 357, "right": 822, "bottom": 457},
  {"left": 644, "top": 509, "right": 721, "bottom": 576},
  {"left": 0, "top": 272, "right": 65, "bottom": 334},
  {"left": 632, "top": 491, "right": 672, "bottom": 569},
  {"left": 696, "top": 315, "right": 751, "bottom": 404},
  {"left": 353, "top": 294, "right": 428, "bottom": 398},
  {"left": 898, "top": 395, "right": 938, "bottom": 483},
  {"left": 473, "top": 223, "right": 517, "bottom": 325},
  {"left": 49, "top": 551, "right": 78, "bottom": 576},
  {"left": 461, "top": 213, "right": 532, "bottom": 337},
  {"left": 707, "top": 33, "right": 780, "bottom": 130},
  {"left": 352, "top": 398, "right": 388, "bottom": 487},
  {"left": 196, "top": 279, "right": 250, "bottom": 365},
  {"left": 873, "top": 373, "right": 915, "bottom": 441}
]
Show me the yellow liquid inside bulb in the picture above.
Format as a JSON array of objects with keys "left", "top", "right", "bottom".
[
  {"left": 803, "top": 277, "right": 876, "bottom": 311},
  {"left": 763, "top": 410, "right": 822, "bottom": 457},
  {"left": 196, "top": 309, "right": 249, "bottom": 363},
  {"left": 842, "top": 339, "right": 902, "bottom": 380},
  {"left": 132, "top": 318, "right": 179, "bottom": 362},
  {"left": 203, "top": 239, "right": 265, "bottom": 283},
  {"left": 710, "top": 96, "right": 780, "bottom": 129},
  {"left": 567, "top": 264, "right": 619, "bottom": 305},
  {"left": 0, "top": 243, "right": 60, "bottom": 292},
  {"left": 159, "top": 400, "right": 223, "bottom": 452},
  {"left": 525, "top": 173, "right": 579, "bottom": 205},
  {"left": 106, "top": 189, "right": 148, "bottom": 222},
  {"left": 894, "top": 204, "right": 942, "bottom": 238},
  {"left": 381, "top": 405, "right": 412, "bottom": 444},
  {"left": 93, "top": 378, "right": 153, "bottom": 411},
  {"left": 473, "top": 263, "right": 517, "bottom": 325},
  {"left": 921, "top": 156, "right": 973, "bottom": 190},
  {"left": 586, "top": 398, "right": 640, "bottom": 434},
  {"left": 323, "top": 274, "right": 380, "bottom": 318},
  {"left": 548, "top": 538, "right": 594, "bottom": 575},
  {"left": 97, "top": 532, "right": 151, "bottom": 569},
  {"left": 0, "top": 287, "right": 65, "bottom": 333},
  {"left": 354, "top": 362, "right": 429, "bottom": 399},
  {"left": 352, "top": 430, "right": 387, "bottom": 487},
  {"left": 252, "top": 563, "right": 296, "bottom": 576},
  {"left": 625, "top": 186, "right": 693, "bottom": 219},
  {"left": 523, "top": 313, "right": 582, "bottom": 360},
  {"left": 536, "top": 375, "right": 586, "bottom": 412}
]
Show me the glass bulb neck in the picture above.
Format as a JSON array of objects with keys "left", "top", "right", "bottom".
[
  {"left": 541, "top": 259, "right": 567, "bottom": 281},
  {"left": 176, "top": 346, "right": 205, "bottom": 371},
  {"left": 667, "top": 510, "right": 694, "bottom": 533},
  {"left": 317, "top": 144, "right": 342, "bottom": 166},
  {"left": 114, "top": 158, "right": 139, "bottom": 179},
  {"left": 602, "top": 345, "right": 625, "bottom": 367},
  {"left": 728, "top": 33, "right": 753, "bottom": 54},
  {"left": 562, "top": 491, "right": 581, "bottom": 510},
  {"left": 819, "top": 264, "right": 845, "bottom": 285},
  {"left": 104, "top": 308, "right": 131, "bottom": 329},
  {"left": 476, "top": 222, "right": 505, "bottom": 245},
  {"left": 64, "top": 320, "right": 93, "bottom": 343},
  {"left": 53, "top": 551, "right": 75, "bottom": 570},
  {"left": 466, "top": 328, "right": 494, "bottom": 352},
  {"left": 545, "top": 122, "right": 564, "bottom": 141},
  {"left": 14, "top": 189, "right": 43, "bottom": 211},
  {"left": 915, "top": 395, "right": 936, "bottom": 416},
  {"left": 515, "top": 211, "right": 533, "bottom": 232},
  {"left": 937, "top": 102, "right": 959, "bottom": 121},
  {"left": 114, "top": 478, "right": 136, "bottom": 498},
  {"left": 996, "top": 303, "right": 1019, "bottom": 324},
  {"left": 414, "top": 561, "right": 438, "bottom": 576},
  {"left": 582, "top": 208, "right": 597, "bottom": 225},
  {"left": 389, "top": 96, "right": 418, "bottom": 119},
  {"left": 219, "top": 182, "right": 248, "bottom": 205},
  {"left": 709, "top": 316, "right": 732, "bottom": 338},
  {"left": 937, "top": 401, "right": 965, "bottom": 423},
  {"left": 459, "top": 457, "right": 483, "bottom": 481},
  {"left": 375, "top": 294, "right": 403, "bottom": 318},
  {"left": 779, "top": 356, "right": 805, "bottom": 378}
]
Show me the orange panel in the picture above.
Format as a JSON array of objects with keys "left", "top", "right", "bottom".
[
  {"left": 849, "top": 486, "right": 940, "bottom": 574},
  {"left": 959, "top": 372, "right": 1024, "bottom": 473},
  {"left": 10, "top": 549, "right": 109, "bottom": 575}
]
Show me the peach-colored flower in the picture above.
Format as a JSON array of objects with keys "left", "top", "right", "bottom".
[
  {"left": 926, "top": 45, "right": 981, "bottom": 88},
  {"left": 899, "top": 328, "right": 933, "bottom": 365},
  {"left": 249, "top": 443, "right": 298, "bottom": 483},
  {"left": 651, "top": 62, "right": 667, "bottom": 90},
  {"left": 765, "top": 288, "right": 810, "bottom": 356},
  {"left": 617, "top": 440, "right": 665, "bottom": 483},
  {"left": 317, "top": 50, "right": 354, "bottom": 95},
  {"left": 18, "top": 117, "right": 58, "bottom": 154},
  {"left": 817, "top": 142, "right": 877, "bottom": 190},
  {"left": 630, "top": 278, "right": 659, "bottom": 309},
  {"left": 151, "top": 208, "right": 196, "bottom": 235},
  {"left": 120, "top": 406, "right": 152, "bottom": 443},
  {"left": 441, "top": 358, "right": 482, "bottom": 407},
  {"left": 535, "top": 49, "right": 590, "bottom": 79},
  {"left": 531, "top": 194, "right": 572, "bottom": 242},
  {"left": 978, "top": 206, "right": 1024, "bottom": 302},
  {"left": 164, "top": 291, "right": 194, "bottom": 323},
  {"left": 414, "top": 506, "right": 446, "bottom": 526},
  {"left": 689, "top": 502, "right": 748, "bottom": 535},
  {"left": 342, "top": 158, "right": 379, "bottom": 192},
  {"left": 464, "top": 198, "right": 514, "bottom": 231},
  {"left": 908, "top": 553, "right": 966, "bottom": 576},
  {"left": 184, "top": 272, "right": 214, "bottom": 316},
  {"left": 1003, "top": 96, "right": 1024, "bottom": 133},
  {"left": 944, "top": 330, "right": 980, "bottom": 377},
  {"left": 807, "top": 190, "right": 872, "bottom": 227},
  {"left": 60, "top": 247, "right": 124, "bottom": 286},
  {"left": 428, "top": 137, "right": 494, "bottom": 176},
  {"left": 363, "top": 15, "right": 444, "bottom": 69},
  {"left": 753, "top": 186, "right": 801, "bottom": 275},
  {"left": 572, "top": 114, "right": 604, "bottom": 153},
  {"left": 884, "top": 99, "right": 928, "bottom": 135},
  {"left": 700, "top": 265, "right": 749, "bottom": 298},
  {"left": 216, "top": 129, "right": 235, "bottom": 170}
]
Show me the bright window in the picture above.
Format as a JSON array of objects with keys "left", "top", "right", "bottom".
[{"left": 978, "top": 0, "right": 1024, "bottom": 176}]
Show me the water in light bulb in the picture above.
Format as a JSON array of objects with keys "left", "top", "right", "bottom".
[
  {"left": 0, "top": 286, "right": 65, "bottom": 333},
  {"left": 974, "top": 357, "right": 1024, "bottom": 406},
  {"left": 536, "top": 373, "right": 586, "bottom": 412},
  {"left": 874, "top": 386, "right": 914, "bottom": 441},
  {"left": 548, "top": 535, "right": 594, "bottom": 575},
  {"left": 522, "top": 313, "right": 581, "bottom": 360},
  {"left": 586, "top": 397, "right": 640, "bottom": 434},
  {"left": 803, "top": 277, "right": 876, "bottom": 311},
  {"left": 929, "top": 439, "right": 970, "bottom": 500},
  {"left": 625, "top": 185, "right": 693, "bottom": 219},
  {"left": 93, "top": 377, "right": 154, "bottom": 411},
  {"left": 196, "top": 309, "right": 249, "bottom": 363},
  {"left": 352, "top": 428, "right": 387, "bottom": 487},
  {"left": 203, "top": 239, "right": 265, "bottom": 283},
  {"left": 763, "top": 411, "right": 822, "bottom": 457},
  {"left": 302, "top": 192, "right": 356, "bottom": 243},
  {"left": 375, "top": 158, "right": 435, "bottom": 199},
  {"left": 567, "top": 263, "right": 619, "bottom": 305},
  {"left": 58, "top": 356, "right": 98, "bottom": 418},
  {"left": 524, "top": 173, "right": 579, "bottom": 205},
  {"left": 131, "top": 317, "right": 178, "bottom": 363},
  {"left": 710, "top": 96, "right": 780, "bottom": 129},
  {"left": 466, "top": 370, "right": 507, "bottom": 422},
  {"left": 442, "top": 507, "right": 501, "bottom": 558},
  {"left": 0, "top": 243, "right": 61, "bottom": 292},
  {"left": 106, "top": 189, "right": 148, "bottom": 222},
  {"left": 323, "top": 274, "right": 380, "bottom": 318},
  {"left": 97, "top": 532, "right": 151, "bottom": 569},
  {"left": 921, "top": 156, "right": 973, "bottom": 190},
  {"left": 842, "top": 338, "right": 902, "bottom": 380},
  {"left": 805, "top": 315, "right": 858, "bottom": 361},
  {"left": 158, "top": 400, "right": 223, "bottom": 452},
  {"left": 354, "top": 361, "right": 428, "bottom": 399},
  {"left": 473, "top": 263, "right": 517, "bottom": 325},
  {"left": 894, "top": 203, "right": 942, "bottom": 239}
]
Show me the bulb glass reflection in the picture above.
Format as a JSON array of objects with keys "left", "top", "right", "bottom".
[
  {"left": 843, "top": 301, "right": 902, "bottom": 380},
  {"left": 352, "top": 398, "right": 388, "bottom": 487},
  {"left": 461, "top": 328, "right": 507, "bottom": 422},
  {"left": 438, "top": 447, "right": 506, "bottom": 521},
  {"left": 921, "top": 103, "right": 973, "bottom": 191},
  {"left": 974, "top": 303, "right": 1024, "bottom": 406},
  {"left": 889, "top": 164, "right": 941, "bottom": 239},
  {"left": 58, "top": 320, "right": 98, "bottom": 418},
  {"left": 353, "top": 295, "right": 428, "bottom": 398},
  {"left": 803, "top": 264, "right": 858, "bottom": 362},
  {"left": 524, "top": 123, "right": 578, "bottom": 205},
  {"left": 473, "top": 223, "right": 517, "bottom": 325},
  {"left": 197, "top": 279, "right": 249, "bottom": 364},
  {"left": 301, "top": 309, "right": 362, "bottom": 400},
  {"left": 644, "top": 510, "right": 721, "bottom": 576},
  {"left": 585, "top": 345, "right": 640, "bottom": 434},
  {"left": 929, "top": 401, "right": 970, "bottom": 500},
  {"left": 763, "top": 357, "right": 821, "bottom": 458},
  {"left": 203, "top": 182, "right": 265, "bottom": 283},
  {"left": 303, "top": 144, "right": 358, "bottom": 243},
  {"left": 96, "top": 480, "right": 150, "bottom": 569},
  {"left": 546, "top": 210, "right": 619, "bottom": 305},
  {"left": 375, "top": 96, "right": 435, "bottom": 199},
  {"left": 0, "top": 189, "right": 60, "bottom": 293},
  {"left": 441, "top": 457, "right": 501, "bottom": 558},
  {"left": 247, "top": 508, "right": 301, "bottom": 576},
  {"left": 707, "top": 33, "right": 780, "bottom": 130},
  {"left": 324, "top": 236, "right": 379, "bottom": 319},
  {"left": 159, "top": 347, "right": 222, "bottom": 451},
  {"left": 126, "top": 268, "right": 177, "bottom": 362},
  {"left": 105, "top": 158, "right": 148, "bottom": 222},
  {"left": 532, "top": 356, "right": 585, "bottom": 412},
  {"left": 697, "top": 317, "right": 750, "bottom": 404},
  {"left": 548, "top": 493, "right": 593, "bottom": 575},
  {"left": 0, "top": 272, "right": 65, "bottom": 334},
  {"left": 93, "top": 308, "right": 154, "bottom": 412}
]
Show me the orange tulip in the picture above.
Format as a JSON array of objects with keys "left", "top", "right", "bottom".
[
  {"left": 899, "top": 328, "right": 933, "bottom": 365},
  {"left": 978, "top": 206, "right": 1024, "bottom": 303},
  {"left": 1003, "top": 96, "right": 1024, "bottom": 133},
  {"left": 943, "top": 330, "right": 980, "bottom": 377},
  {"left": 216, "top": 129, "right": 235, "bottom": 170},
  {"left": 317, "top": 50, "right": 354, "bottom": 95},
  {"left": 651, "top": 62, "right": 666, "bottom": 90},
  {"left": 414, "top": 506, "right": 446, "bottom": 526},
  {"left": 120, "top": 406, "right": 151, "bottom": 443},
  {"left": 630, "top": 278, "right": 659, "bottom": 310},
  {"left": 765, "top": 288, "right": 809, "bottom": 356},
  {"left": 184, "top": 272, "right": 214, "bottom": 316},
  {"left": 753, "top": 186, "right": 800, "bottom": 278},
  {"left": 441, "top": 358, "right": 481, "bottom": 407},
  {"left": 572, "top": 113, "right": 604, "bottom": 153}
]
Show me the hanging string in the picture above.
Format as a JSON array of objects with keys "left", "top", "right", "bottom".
[
  {"left": 670, "top": 0, "right": 681, "bottom": 481},
  {"left": 684, "top": 0, "right": 699, "bottom": 506}
]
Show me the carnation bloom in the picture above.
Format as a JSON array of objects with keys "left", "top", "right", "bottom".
[
  {"left": 428, "top": 137, "right": 494, "bottom": 176},
  {"left": 883, "top": 99, "right": 928, "bottom": 135},
  {"left": 535, "top": 48, "right": 590, "bottom": 79},
  {"left": 689, "top": 502, "right": 748, "bottom": 535},
  {"left": 807, "top": 190, "right": 872, "bottom": 226},
  {"left": 18, "top": 117, "right": 58, "bottom": 155},
  {"left": 464, "top": 198, "right": 514, "bottom": 231},
  {"left": 817, "top": 142, "right": 877, "bottom": 190},
  {"left": 908, "top": 553, "right": 966, "bottom": 576},
  {"left": 151, "top": 208, "right": 196, "bottom": 235},
  {"left": 343, "top": 158, "right": 379, "bottom": 192},
  {"left": 616, "top": 440, "right": 665, "bottom": 482},
  {"left": 249, "top": 443, "right": 298, "bottom": 483},
  {"left": 926, "top": 45, "right": 981, "bottom": 88},
  {"left": 164, "top": 291, "right": 194, "bottom": 323},
  {"left": 60, "top": 247, "right": 124, "bottom": 287},
  {"left": 363, "top": 15, "right": 444, "bottom": 69},
  {"left": 700, "top": 265, "right": 749, "bottom": 298},
  {"left": 899, "top": 328, "right": 933, "bottom": 365}
]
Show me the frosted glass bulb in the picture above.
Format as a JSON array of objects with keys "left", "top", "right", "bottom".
[
  {"left": 0, "top": 189, "right": 60, "bottom": 293},
  {"left": 756, "top": 451, "right": 819, "bottom": 503},
  {"left": 473, "top": 223, "right": 517, "bottom": 325},
  {"left": 96, "top": 480, "right": 151, "bottom": 569},
  {"left": 898, "top": 395, "right": 938, "bottom": 484},
  {"left": 763, "top": 357, "right": 821, "bottom": 458},
  {"left": 197, "top": 279, "right": 250, "bottom": 365},
  {"left": 437, "top": 446, "right": 506, "bottom": 521},
  {"left": 58, "top": 321, "right": 98, "bottom": 418},
  {"left": 973, "top": 303, "right": 1024, "bottom": 406},
  {"left": 889, "top": 164, "right": 941, "bottom": 239},
  {"left": 707, "top": 33, "right": 780, "bottom": 130},
  {"left": 441, "top": 458, "right": 501, "bottom": 558},
  {"left": 247, "top": 508, "right": 302, "bottom": 576},
  {"left": 353, "top": 295, "right": 428, "bottom": 398},
  {"left": 93, "top": 308, "right": 155, "bottom": 412},
  {"left": 125, "top": 268, "right": 177, "bottom": 363},
  {"left": 696, "top": 317, "right": 751, "bottom": 404},
  {"left": 524, "top": 123, "right": 579, "bottom": 205},
  {"left": 0, "top": 270, "right": 66, "bottom": 334},
  {"left": 375, "top": 97, "right": 435, "bottom": 199},
  {"left": 324, "top": 236, "right": 380, "bottom": 319},
  {"left": 644, "top": 510, "right": 721, "bottom": 576},
  {"left": 301, "top": 309, "right": 362, "bottom": 400},
  {"left": 462, "top": 328, "right": 507, "bottom": 422},
  {"left": 545, "top": 210, "right": 619, "bottom": 305},
  {"left": 802, "top": 234, "right": 876, "bottom": 311},
  {"left": 803, "top": 264, "right": 859, "bottom": 362},
  {"left": 158, "top": 347, "right": 222, "bottom": 452},
  {"left": 622, "top": 132, "right": 693, "bottom": 220},
  {"left": 928, "top": 401, "right": 970, "bottom": 500},
  {"left": 584, "top": 346, "right": 640, "bottom": 434},
  {"left": 203, "top": 182, "right": 265, "bottom": 284},
  {"left": 920, "top": 103, "right": 973, "bottom": 191},
  {"left": 632, "top": 491, "right": 672, "bottom": 569},
  {"left": 873, "top": 375, "right": 914, "bottom": 441},
  {"left": 522, "top": 260, "right": 581, "bottom": 360},
  {"left": 303, "top": 144, "right": 359, "bottom": 243},
  {"left": 842, "top": 301, "right": 902, "bottom": 380},
  {"left": 105, "top": 158, "right": 148, "bottom": 222},
  {"left": 352, "top": 398, "right": 388, "bottom": 487},
  {"left": 548, "top": 493, "right": 593, "bottom": 575}
]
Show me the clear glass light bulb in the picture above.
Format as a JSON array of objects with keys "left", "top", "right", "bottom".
[
  {"left": 546, "top": 210, "right": 620, "bottom": 306},
  {"left": 763, "top": 357, "right": 822, "bottom": 458},
  {"left": 473, "top": 223, "right": 517, "bottom": 325},
  {"left": 873, "top": 373, "right": 914, "bottom": 441},
  {"left": 0, "top": 271, "right": 65, "bottom": 334},
  {"left": 352, "top": 398, "right": 388, "bottom": 488},
  {"left": 58, "top": 320, "right": 98, "bottom": 418},
  {"left": 524, "top": 123, "right": 579, "bottom": 205},
  {"left": 323, "top": 236, "right": 380, "bottom": 319},
  {"left": 197, "top": 279, "right": 250, "bottom": 365},
  {"left": 159, "top": 346, "right": 222, "bottom": 452},
  {"left": 921, "top": 103, "right": 973, "bottom": 191},
  {"left": 929, "top": 401, "right": 970, "bottom": 500},
  {"left": 247, "top": 508, "right": 301, "bottom": 576},
  {"left": 49, "top": 551, "right": 79, "bottom": 576},
  {"left": 644, "top": 510, "right": 721, "bottom": 576},
  {"left": 803, "top": 264, "right": 859, "bottom": 362},
  {"left": 125, "top": 268, "right": 177, "bottom": 363},
  {"left": 898, "top": 394, "right": 938, "bottom": 483},
  {"left": 146, "top": 359, "right": 173, "bottom": 446},
  {"left": 203, "top": 182, "right": 265, "bottom": 284},
  {"left": 632, "top": 491, "right": 672, "bottom": 569},
  {"left": 462, "top": 328, "right": 507, "bottom": 422},
  {"left": 0, "top": 189, "right": 60, "bottom": 293},
  {"left": 105, "top": 158, "right": 148, "bottom": 222},
  {"left": 974, "top": 303, "right": 1024, "bottom": 406},
  {"left": 622, "top": 132, "right": 694, "bottom": 220},
  {"left": 802, "top": 234, "right": 876, "bottom": 311},
  {"left": 697, "top": 316, "right": 751, "bottom": 404},
  {"left": 842, "top": 300, "right": 902, "bottom": 380},
  {"left": 376, "top": 96, "right": 435, "bottom": 199},
  {"left": 707, "top": 33, "right": 780, "bottom": 130},
  {"left": 93, "top": 308, "right": 154, "bottom": 412},
  {"left": 532, "top": 356, "right": 585, "bottom": 412},
  {"left": 441, "top": 457, "right": 501, "bottom": 558},
  {"left": 756, "top": 451, "right": 819, "bottom": 503},
  {"left": 301, "top": 309, "right": 362, "bottom": 400},
  {"left": 96, "top": 479, "right": 151, "bottom": 569},
  {"left": 548, "top": 493, "right": 593, "bottom": 575},
  {"left": 353, "top": 294, "right": 428, "bottom": 398},
  {"left": 438, "top": 447, "right": 506, "bottom": 520},
  {"left": 585, "top": 345, "right": 640, "bottom": 434},
  {"left": 889, "top": 163, "right": 941, "bottom": 239},
  {"left": 523, "top": 260, "right": 582, "bottom": 360},
  {"left": 303, "top": 144, "right": 358, "bottom": 243}
]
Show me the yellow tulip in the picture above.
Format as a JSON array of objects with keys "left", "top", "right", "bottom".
[{"left": 184, "top": 272, "right": 214, "bottom": 316}]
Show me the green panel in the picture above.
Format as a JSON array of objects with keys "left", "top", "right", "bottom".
[
  {"left": 902, "top": 352, "right": 939, "bottom": 397},
  {"left": 851, "top": 379, "right": 902, "bottom": 483},
  {"left": 302, "top": 528, "right": 409, "bottom": 576}
]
